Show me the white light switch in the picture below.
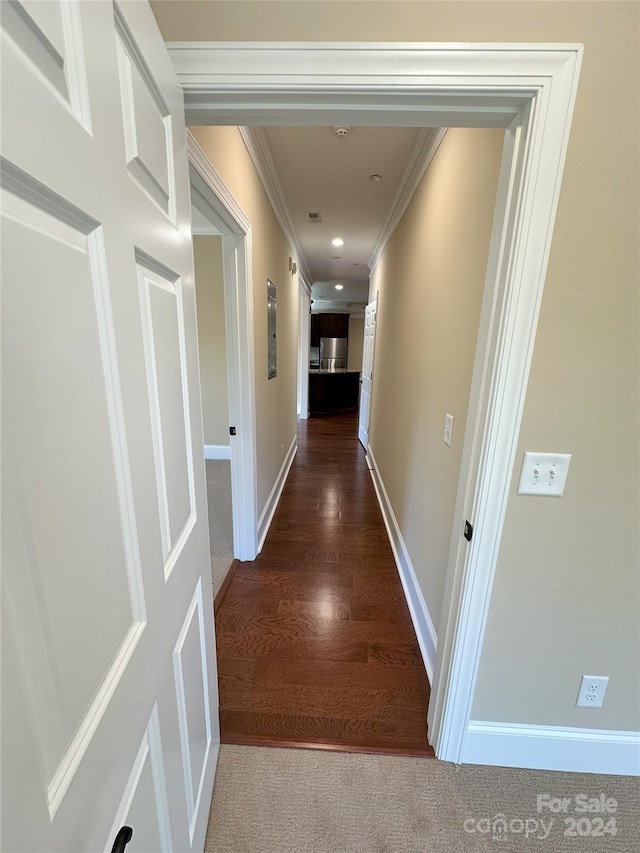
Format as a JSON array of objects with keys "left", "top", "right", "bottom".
[
  {"left": 518, "top": 451, "right": 571, "bottom": 496},
  {"left": 444, "top": 414, "right": 454, "bottom": 447}
]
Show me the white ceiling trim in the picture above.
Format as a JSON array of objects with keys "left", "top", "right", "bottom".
[
  {"left": 368, "top": 127, "right": 448, "bottom": 274},
  {"left": 191, "top": 226, "right": 220, "bottom": 236},
  {"left": 238, "top": 126, "right": 312, "bottom": 292}
]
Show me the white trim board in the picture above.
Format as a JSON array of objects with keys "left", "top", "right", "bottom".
[
  {"left": 464, "top": 722, "right": 640, "bottom": 777},
  {"left": 172, "top": 41, "right": 584, "bottom": 767},
  {"left": 203, "top": 445, "right": 231, "bottom": 461},
  {"left": 257, "top": 434, "right": 297, "bottom": 553},
  {"left": 367, "top": 447, "right": 437, "bottom": 683},
  {"left": 297, "top": 280, "right": 311, "bottom": 421},
  {"left": 168, "top": 42, "right": 580, "bottom": 129}
]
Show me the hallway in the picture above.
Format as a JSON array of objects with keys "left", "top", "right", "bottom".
[{"left": 215, "top": 413, "right": 434, "bottom": 756}]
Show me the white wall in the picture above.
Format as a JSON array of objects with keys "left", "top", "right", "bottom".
[{"left": 369, "top": 128, "right": 504, "bottom": 637}]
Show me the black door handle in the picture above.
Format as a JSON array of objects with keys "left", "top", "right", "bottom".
[{"left": 110, "top": 826, "right": 133, "bottom": 853}]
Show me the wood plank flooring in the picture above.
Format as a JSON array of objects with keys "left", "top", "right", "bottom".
[{"left": 215, "top": 412, "right": 434, "bottom": 756}]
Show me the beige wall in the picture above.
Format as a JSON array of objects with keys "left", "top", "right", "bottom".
[
  {"left": 189, "top": 127, "right": 298, "bottom": 516},
  {"left": 154, "top": 2, "right": 640, "bottom": 733},
  {"left": 369, "top": 128, "right": 504, "bottom": 636},
  {"left": 193, "top": 236, "right": 229, "bottom": 447},
  {"left": 347, "top": 315, "right": 364, "bottom": 372}
]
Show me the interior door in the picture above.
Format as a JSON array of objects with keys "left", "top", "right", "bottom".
[
  {"left": 358, "top": 298, "right": 377, "bottom": 448},
  {"left": 1, "top": 2, "right": 218, "bottom": 852}
]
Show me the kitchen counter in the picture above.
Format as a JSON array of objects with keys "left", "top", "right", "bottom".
[
  {"left": 309, "top": 368, "right": 361, "bottom": 375},
  {"left": 309, "top": 370, "right": 360, "bottom": 414}
]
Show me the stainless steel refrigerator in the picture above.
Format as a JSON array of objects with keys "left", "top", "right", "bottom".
[{"left": 320, "top": 336, "right": 348, "bottom": 370}]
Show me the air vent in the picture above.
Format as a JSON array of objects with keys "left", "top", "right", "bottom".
[{"left": 306, "top": 211, "right": 323, "bottom": 223}]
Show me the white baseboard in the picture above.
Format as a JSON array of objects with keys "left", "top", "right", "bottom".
[
  {"left": 257, "top": 434, "right": 297, "bottom": 552},
  {"left": 204, "top": 444, "right": 231, "bottom": 460},
  {"left": 464, "top": 721, "right": 640, "bottom": 776},
  {"left": 367, "top": 447, "right": 438, "bottom": 683}
]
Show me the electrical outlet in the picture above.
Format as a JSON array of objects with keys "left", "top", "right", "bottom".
[
  {"left": 576, "top": 675, "right": 609, "bottom": 708},
  {"left": 281, "top": 443, "right": 285, "bottom": 457}
]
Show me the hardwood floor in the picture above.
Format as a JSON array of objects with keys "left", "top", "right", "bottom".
[{"left": 215, "top": 412, "right": 434, "bottom": 756}]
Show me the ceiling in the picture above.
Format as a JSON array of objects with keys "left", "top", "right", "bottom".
[
  {"left": 188, "top": 124, "right": 443, "bottom": 311},
  {"left": 253, "top": 126, "right": 431, "bottom": 309},
  {"left": 191, "top": 204, "right": 217, "bottom": 232}
]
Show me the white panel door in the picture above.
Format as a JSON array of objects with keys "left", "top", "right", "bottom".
[
  {"left": 358, "top": 298, "right": 377, "bottom": 448},
  {"left": 0, "top": 3, "right": 218, "bottom": 852}
]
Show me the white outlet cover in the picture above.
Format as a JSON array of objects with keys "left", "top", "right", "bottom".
[
  {"left": 517, "top": 451, "right": 571, "bottom": 496},
  {"left": 576, "top": 675, "right": 609, "bottom": 708}
]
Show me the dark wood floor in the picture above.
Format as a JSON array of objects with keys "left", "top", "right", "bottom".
[{"left": 215, "top": 412, "right": 434, "bottom": 756}]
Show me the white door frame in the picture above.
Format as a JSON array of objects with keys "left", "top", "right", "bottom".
[
  {"left": 169, "top": 41, "right": 583, "bottom": 763},
  {"left": 297, "top": 277, "right": 311, "bottom": 419},
  {"left": 188, "top": 132, "right": 258, "bottom": 561}
]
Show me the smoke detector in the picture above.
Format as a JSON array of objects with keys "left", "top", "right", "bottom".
[{"left": 333, "top": 126, "right": 350, "bottom": 138}]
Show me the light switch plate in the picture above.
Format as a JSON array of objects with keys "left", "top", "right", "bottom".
[
  {"left": 444, "top": 414, "right": 454, "bottom": 447},
  {"left": 518, "top": 451, "right": 571, "bottom": 496}
]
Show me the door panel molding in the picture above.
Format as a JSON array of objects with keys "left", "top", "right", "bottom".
[
  {"left": 136, "top": 257, "right": 196, "bottom": 581},
  {"left": 172, "top": 578, "right": 212, "bottom": 844},
  {"left": 114, "top": 1, "right": 175, "bottom": 222},
  {"left": 1, "top": 177, "right": 147, "bottom": 818},
  {"left": 104, "top": 705, "right": 172, "bottom": 853},
  {"left": 2, "top": 0, "right": 91, "bottom": 129}
]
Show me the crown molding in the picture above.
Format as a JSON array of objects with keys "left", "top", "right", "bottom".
[
  {"left": 368, "top": 127, "right": 448, "bottom": 274},
  {"left": 298, "top": 277, "right": 312, "bottom": 298},
  {"left": 240, "top": 125, "right": 445, "bottom": 288},
  {"left": 238, "top": 126, "right": 313, "bottom": 288}
]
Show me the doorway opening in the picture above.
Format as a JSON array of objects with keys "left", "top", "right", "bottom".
[
  {"left": 208, "top": 122, "right": 505, "bottom": 756},
  {"left": 176, "top": 40, "right": 583, "bottom": 764},
  {"left": 189, "top": 147, "right": 260, "bottom": 563},
  {"left": 190, "top": 221, "right": 235, "bottom": 597}
]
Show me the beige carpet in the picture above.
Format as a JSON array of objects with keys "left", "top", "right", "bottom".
[
  {"left": 205, "top": 745, "right": 639, "bottom": 853},
  {"left": 205, "top": 459, "right": 234, "bottom": 597}
]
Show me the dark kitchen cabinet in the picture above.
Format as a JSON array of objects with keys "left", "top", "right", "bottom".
[
  {"left": 309, "top": 371, "right": 360, "bottom": 414},
  {"left": 310, "top": 313, "right": 349, "bottom": 346},
  {"left": 310, "top": 313, "right": 320, "bottom": 347},
  {"left": 321, "top": 313, "right": 349, "bottom": 338}
]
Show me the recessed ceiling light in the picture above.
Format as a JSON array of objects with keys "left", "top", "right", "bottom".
[
  {"left": 369, "top": 174, "right": 382, "bottom": 183},
  {"left": 335, "top": 284, "right": 344, "bottom": 291},
  {"left": 331, "top": 238, "right": 344, "bottom": 247}
]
